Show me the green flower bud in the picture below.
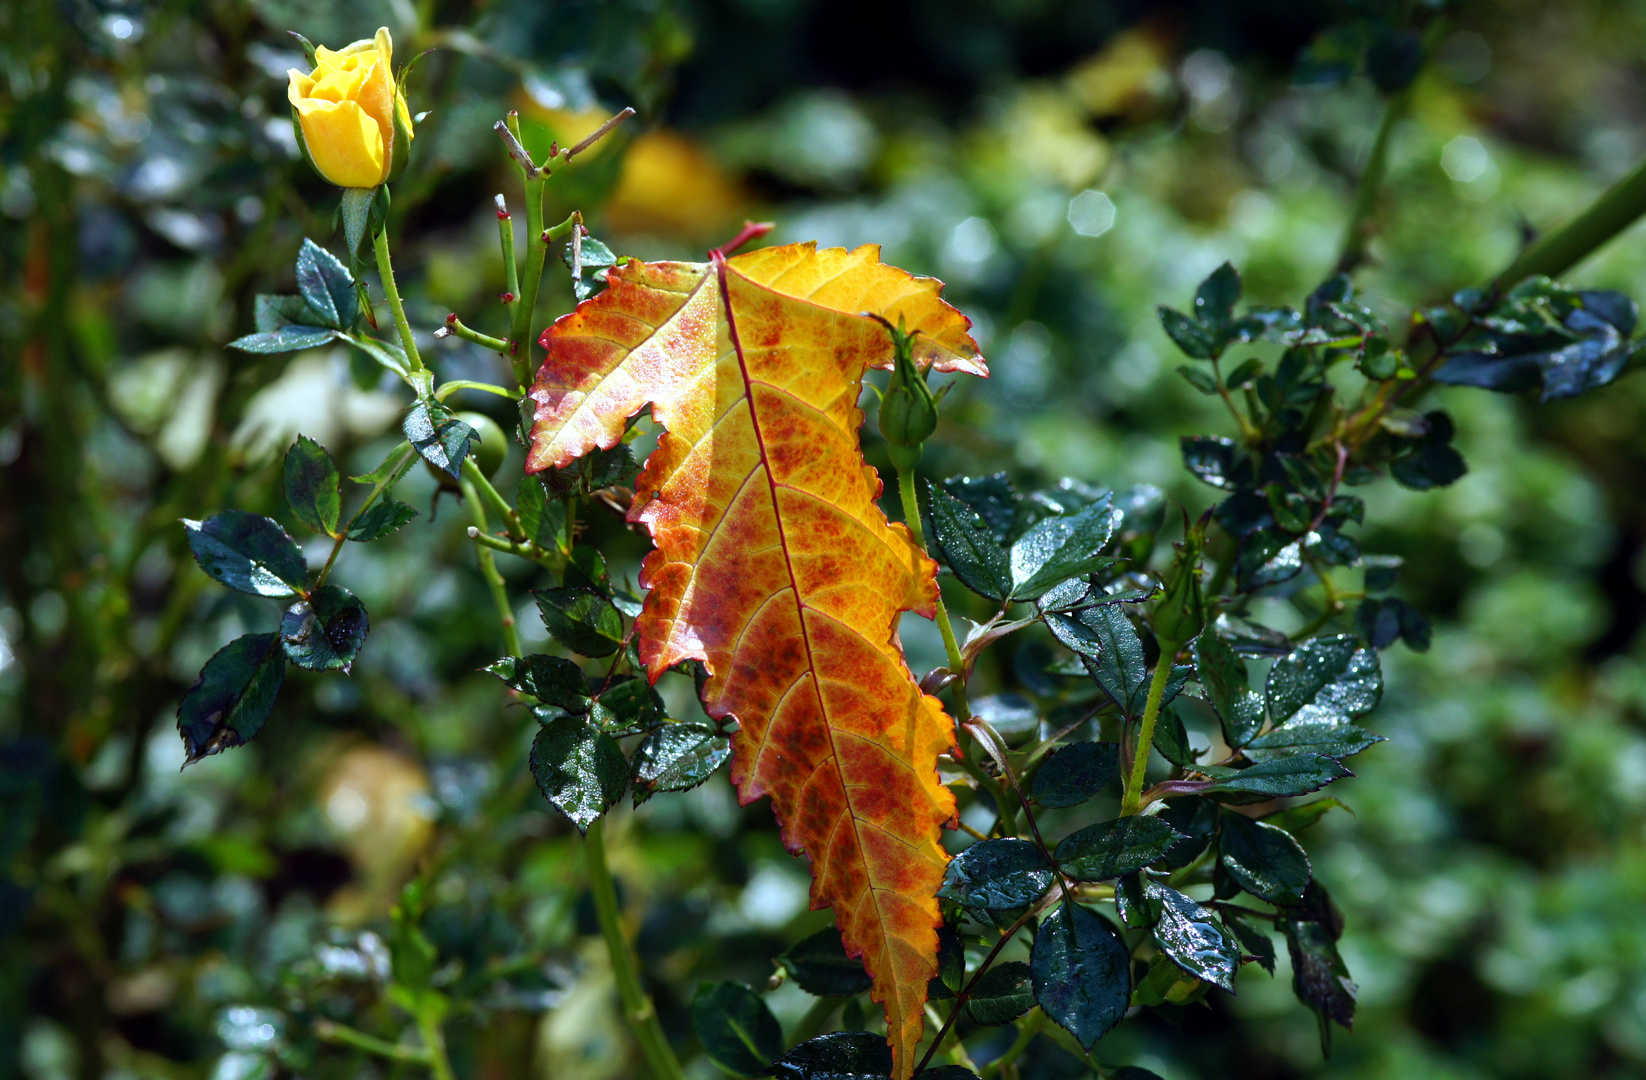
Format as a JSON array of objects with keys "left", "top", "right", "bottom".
[
  {"left": 456, "top": 411, "right": 509, "bottom": 479},
  {"left": 872, "top": 315, "right": 939, "bottom": 455}
]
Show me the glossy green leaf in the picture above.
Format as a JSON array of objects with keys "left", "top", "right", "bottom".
[
  {"left": 1219, "top": 813, "right": 1311, "bottom": 905},
  {"left": 1176, "top": 364, "right": 1220, "bottom": 395},
  {"left": 1055, "top": 815, "right": 1185, "bottom": 882},
  {"left": 1221, "top": 907, "right": 1277, "bottom": 974},
  {"left": 767, "top": 1032, "right": 890, "bottom": 1080},
  {"left": 280, "top": 584, "right": 369, "bottom": 673},
  {"left": 940, "top": 473, "right": 1019, "bottom": 543},
  {"left": 630, "top": 723, "right": 729, "bottom": 805},
  {"left": 1076, "top": 606, "right": 1146, "bottom": 717},
  {"left": 966, "top": 961, "right": 1035, "bottom": 1026},
  {"left": 294, "top": 238, "right": 356, "bottom": 329},
  {"left": 939, "top": 838, "right": 1054, "bottom": 910},
  {"left": 1031, "top": 901, "right": 1130, "bottom": 1050},
  {"left": 1030, "top": 741, "right": 1118, "bottom": 808},
  {"left": 404, "top": 400, "right": 478, "bottom": 480},
  {"left": 485, "top": 655, "right": 591, "bottom": 712},
  {"left": 176, "top": 633, "right": 286, "bottom": 766},
  {"left": 691, "top": 981, "right": 782, "bottom": 1078},
  {"left": 1181, "top": 436, "right": 1245, "bottom": 490},
  {"left": 1158, "top": 306, "right": 1217, "bottom": 358},
  {"left": 1280, "top": 917, "right": 1356, "bottom": 1055},
  {"left": 1194, "top": 262, "right": 1241, "bottom": 328},
  {"left": 590, "top": 676, "right": 666, "bottom": 734},
  {"left": 1113, "top": 872, "right": 1159, "bottom": 930},
  {"left": 283, "top": 436, "right": 341, "bottom": 535},
  {"left": 346, "top": 497, "right": 418, "bottom": 542},
  {"left": 1160, "top": 796, "right": 1218, "bottom": 869},
  {"left": 929, "top": 923, "right": 964, "bottom": 999},
  {"left": 1146, "top": 881, "right": 1241, "bottom": 991},
  {"left": 529, "top": 715, "right": 626, "bottom": 833},
  {"left": 1245, "top": 722, "right": 1383, "bottom": 761},
  {"left": 1265, "top": 635, "right": 1382, "bottom": 724},
  {"left": 254, "top": 293, "right": 320, "bottom": 331},
  {"left": 1008, "top": 495, "right": 1118, "bottom": 600},
  {"left": 1195, "top": 754, "right": 1351, "bottom": 798},
  {"left": 925, "top": 480, "right": 1012, "bottom": 600},
  {"left": 227, "top": 325, "right": 342, "bottom": 354},
  {"left": 777, "top": 927, "right": 874, "bottom": 997},
  {"left": 348, "top": 334, "right": 411, "bottom": 377},
  {"left": 183, "top": 511, "right": 306, "bottom": 599},
  {"left": 1152, "top": 708, "right": 1194, "bottom": 766},
  {"left": 534, "top": 587, "right": 625, "bottom": 657}
]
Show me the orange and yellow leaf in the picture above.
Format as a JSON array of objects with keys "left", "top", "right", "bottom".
[{"left": 527, "top": 242, "right": 986, "bottom": 1076}]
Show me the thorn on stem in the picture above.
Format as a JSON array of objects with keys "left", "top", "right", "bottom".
[
  {"left": 445, "top": 313, "right": 458, "bottom": 325},
  {"left": 499, "top": 291, "right": 516, "bottom": 304}
]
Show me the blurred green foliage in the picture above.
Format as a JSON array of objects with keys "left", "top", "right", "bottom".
[{"left": 7, "top": 2, "right": 1646, "bottom": 1080}]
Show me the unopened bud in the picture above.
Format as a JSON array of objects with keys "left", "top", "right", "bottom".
[
  {"left": 499, "top": 291, "right": 516, "bottom": 304},
  {"left": 871, "top": 315, "right": 939, "bottom": 465},
  {"left": 445, "top": 312, "right": 458, "bottom": 325}
]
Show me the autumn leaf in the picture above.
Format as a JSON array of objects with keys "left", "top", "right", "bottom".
[{"left": 528, "top": 241, "right": 986, "bottom": 1077}]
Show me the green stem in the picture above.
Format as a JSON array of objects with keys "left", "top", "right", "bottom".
[
  {"left": 497, "top": 195, "right": 520, "bottom": 302},
  {"left": 314, "top": 442, "right": 417, "bottom": 591},
  {"left": 460, "top": 473, "right": 522, "bottom": 659},
  {"left": 980, "top": 1011, "right": 1045, "bottom": 1079},
  {"left": 508, "top": 173, "right": 548, "bottom": 389},
  {"left": 584, "top": 819, "right": 687, "bottom": 1080},
  {"left": 1121, "top": 653, "right": 1176, "bottom": 816},
  {"left": 1495, "top": 151, "right": 1646, "bottom": 288},
  {"left": 462, "top": 457, "right": 526, "bottom": 542},
  {"left": 434, "top": 379, "right": 520, "bottom": 401},
  {"left": 441, "top": 318, "right": 511, "bottom": 354},
  {"left": 414, "top": 1013, "right": 456, "bottom": 1080},
  {"left": 312, "top": 1019, "right": 429, "bottom": 1064},
  {"left": 1336, "top": 87, "right": 1410, "bottom": 274},
  {"left": 895, "top": 465, "right": 971, "bottom": 722},
  {"left": 373, "top": 227, "right": 424, "bottom": 373}
]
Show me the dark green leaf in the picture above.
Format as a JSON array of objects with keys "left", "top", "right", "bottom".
[
  {"left": 941, "top": 473, "right": 1020, "bottom": 543},
  {"left": 692, "top": 981, "right": 783, "bottom": 1078},
  {"left": 1175, "top": 364, "right": 1220, "bottom": 395},
  {"left": 227, "top": 325, "right": 342, "bottom": 354},
  {"left": 1195, "top": 755, "right": 1351, "bottom": 798},
  {"left": 631, "top": 723, "right": 729, "bottom": 805},
  {"left": 1245, "top": 722, "right": 1383, "bottom": 761},
  {"left": 1279, "top": 917, "right": 1356, "bottom": 1055},
  {"left": 535, "top": 587, "right": 625, "bottom": 657},
  {"left": 915, "top": 1069, "right": 978, "bottom": 1080},
  {"left": 1147, "top": 881, "right": 1240, "bottom": 991},
  {"left": 1219, "top": 813, "right": 1311, "bottom": 905},
  {"left": 1390, "top": 444, "right": 1467, "bottom": 490},
  {"left": 1193, "top": 633, "right": 1264, "bottom": 748},
  {"left": 1225, "top": 357, "right": 1263, "bottom": 388},
  {"left": 529, "top": 715, "right": 626, "bottom": 833},
  {"left": 1030, "top": 741, "right": 1117, "bottom": 808},
  {"left": 1076, "top": 607, "right": 1147, "bottom": 717},
  {"left": 1008, "top": 495, "right": 1118, "bottom": 600},
  {"left": 1159, "top": 307, "right": 1217, "bottom": 359},
  {"left": 183, "top": 511, "right": 306, "bottom": 598},
  {"left": 1160, "top": 796, "right": 1218, "bottom": 869},
  {"left": 544, "top": 443, "right": 639, "bottom": 497},
  {"left": 176, "top": 633, "right": 286, "bottom": 765},
  {"left": 591, "top": 676, "right": 666, "bottom": 734},
  {"left": 1193, "top": 262, "right": 1241, "bottom": 328},
  {"left": 1221, "top": 908, "right": 1276, "bottom": 974},
  {"left": 517, "top": 476, "right": 571, "bottom": 555},
  {"left": 1031, "top": 902, "right": 1130, "bottom": 1050},
  {"left": 1152, "top": 708, "right": 1194, "bottom": 766},
  {"left": 339, "top": 187, "right": 376, "bottom": 260},
  {"left": 294, "top": 238, "right": 356, "bottom": 329},
  {"left": 1265, "top": 635, "right": 1382, "bottom": 724},
  {"left": 1366, "top": 26, "right": 1423, "bottom": 93},
  {"left": 1113, "top": 873, "right": 1159, "bottom": 930},
  {"left": 485, "top": 655, "right": 591, "bottom": 712},
  {"left": 283, "top": 435, "right": 341, "bottom": 535},
  {"left": 404, "top": 400, "right": 479, "bottom": 480},
  {"left": 1264, "top": 797, "right": 1352, "bottom": 834},
  {"left": 1236, "top": 532, "right": 1303, "bottom": 591},
  {"left": 929, "top": 923, "right": 963, "bottom": 999},
  {"left": 1055, "top": 816, "right": 1185, "bottom": 882},
  {"left": 926, "top": 481, "right": 1013, "bottom": 600},
  {"left": 966, "top": 961, "right": 1035, "bottom": 1026},
  {"left": 346, "top": 498, "right": 417, "bottom": 542},
  {"left": 777, "top": 928, "right": 874, "bottom": 997},
  {"left": 1132, "top": 949, "right": 1207, "bottom": 1007},
  {"left": 939, "top": 839, "right": 1054, "bottom": 910},
  {"left": 254, "top": 293, "right": 320, "bottom": 331},
  {"left": 1112, "top": 1069, "right": 1166, "bottom": 1080},
  {"left": 280, "top": 584, "right": 369, "bottom": 673},
  {"left": 1181, "top": 436, "right": 1245, "bottom": 490},
  {"left": 767, "top": 1031, "right": 890, "bottom": 1080}
]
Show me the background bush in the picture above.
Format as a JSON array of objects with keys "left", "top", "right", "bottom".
[{"left": 5, "top": 1, "right": 1646, "bottom": 1078}]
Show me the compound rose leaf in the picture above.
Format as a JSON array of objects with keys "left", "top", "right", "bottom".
[{"left": 528, "top": 241, "right": 986, "bottom": 1077}]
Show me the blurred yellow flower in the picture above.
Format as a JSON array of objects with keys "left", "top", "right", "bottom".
[{"left": 286, "top": 27, "right": 414, "bottom": 189}]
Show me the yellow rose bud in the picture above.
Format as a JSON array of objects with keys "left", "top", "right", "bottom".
[{"left": 287, "top": 27, "right": 414, "bottom": 189}]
